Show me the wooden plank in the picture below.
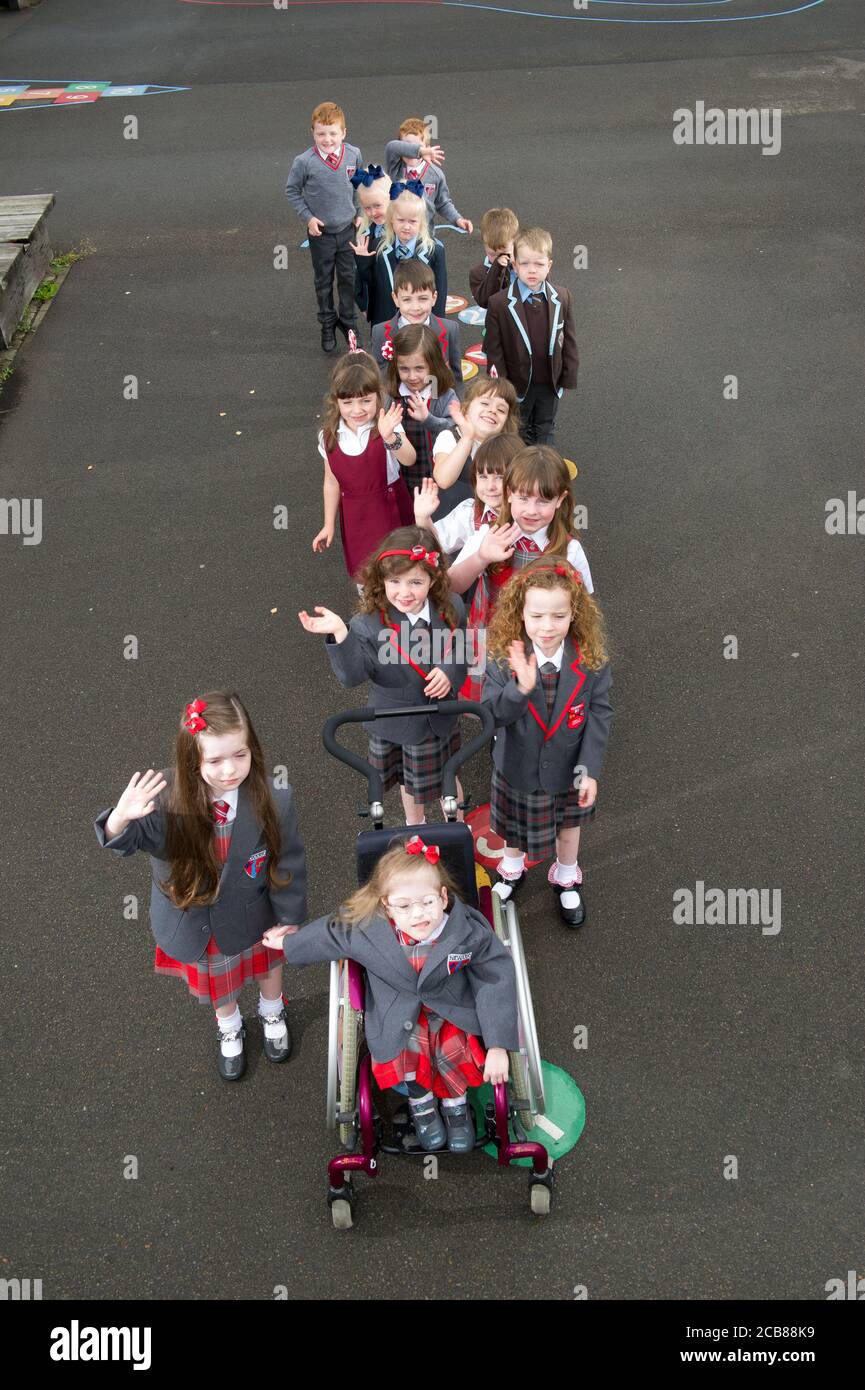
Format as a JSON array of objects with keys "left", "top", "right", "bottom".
[
  {"left": 0, "top": 225, "right": 53, "bottom": 347},
  {"left": 0, "top": 195, "right": 55, "bottom": 242}
]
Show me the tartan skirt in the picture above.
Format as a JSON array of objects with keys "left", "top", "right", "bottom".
[
  {"left": 371, "top": 1006, "right": 486, "bottom": 1099},
  {"left": 368, "top": 723, "right": 461, "bottom": 802},
  {"left": 490, "top": 765, "right": 596, "bottom": 861},
  {"left": 154, "top": 935, "right": 283, "bottom": 1007}
]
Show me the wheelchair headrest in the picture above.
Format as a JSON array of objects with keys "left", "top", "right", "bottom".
[{"left": 355, "top": 822, "right": 480, "bottom": 909}]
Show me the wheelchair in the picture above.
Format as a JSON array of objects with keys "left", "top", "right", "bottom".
[{"left": 321, "top": 699, "right": 553, "bottom": 1229}]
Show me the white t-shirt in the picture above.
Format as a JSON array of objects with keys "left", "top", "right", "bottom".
[
  {"left": 432, "top": 429, "right": 479, "bottom": 462},
  {"left": 318, "top": 419, "right": 404, "bottom": 485},
  {"left": 432, "top": 497, "right": 484, "bottom": 555},
  {"left": 452, "top": 523, "right": 594, "bottom": 593}
]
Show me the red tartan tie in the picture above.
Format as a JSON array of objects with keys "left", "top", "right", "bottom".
[
  {"left": 212, "top": 799, "right": 230, "bottom": 826},
  {"left": 516, "top": 536, "right": 541, "bottom": 553},
  {"left": 326, "top": 152, "right": 340, "bottom": 169}
]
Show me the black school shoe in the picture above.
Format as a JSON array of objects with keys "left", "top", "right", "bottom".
[
  {"left": 259, "top": 1006, "right": 292, "bottom": 1063},
  {"left": 549, "top": 877, "right": 587, "bottom": 928},
  {"left": 335, "top": 317, "right": 358, "bottom": 347},
  {"left": 321, "top": 323, "right": 337, "bottom": 353},
  {"left": 217, "top": 1021, "right": 246, "bottom": 1081},
  {"left": 491, "top": 869, "right": 527, "bottom": 905}
]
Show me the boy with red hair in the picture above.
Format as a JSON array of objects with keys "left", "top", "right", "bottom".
[{"left": 285, "top": 101, "right": 363, "bottom": 353}]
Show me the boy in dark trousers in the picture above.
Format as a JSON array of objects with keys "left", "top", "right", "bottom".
[
  {"left": 483, "top": 227, "right": 579, "bottom": 446},
  {"left": 285, "top": 101, "right": 362, "bottom": 353}
]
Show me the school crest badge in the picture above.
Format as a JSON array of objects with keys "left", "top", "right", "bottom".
[
  {"left": 244, "top": 849, "right": 267, "bottom": 878},
  {"left": 566, "top": 701, "right": 586, "bottom": 730},
  {"left": 447, "top": 952, "right": 472, "bottom": 974}
]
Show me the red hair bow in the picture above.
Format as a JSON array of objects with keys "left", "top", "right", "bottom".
[
  {"left": 405, "top": 835, "right": 440, "bottom": 864},
  {"left": 184, "top": 698, "right": 208, "bottom": 733},
  {"left": 381, "top": 339, "right": 394, "bottom": 361},
  {"left": 378, "top": 543, "right": 440, "bottom": 569}
]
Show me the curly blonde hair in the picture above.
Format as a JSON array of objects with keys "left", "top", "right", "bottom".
[
  {"left": 356, "top": 525, "right": 460, "bottom": 628},
  {"left": 486, "top": 558, "right": 608, "bottom": 671},
  {"left": 338, "top": 840, "right": 459, "bottom": 926}
]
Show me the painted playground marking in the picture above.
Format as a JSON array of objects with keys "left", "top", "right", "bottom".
[
  {"left": 178, "top": 0, "right": 826, "bottom": 21},
  {"left": 0, "top": 81, "right": 188, "bottom": 111}
]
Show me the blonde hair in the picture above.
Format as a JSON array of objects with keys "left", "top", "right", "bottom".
[
  {"left": 461, "top": 375, "right": 521, "bottom": 435},
  {"left": 514, "top": 227, "right": 553, "bottom": 260},
  {"left": 338, "top": 841, "right": 459, "bottom": 925},
  {"left": 380, "top": 192, "right": 436, "bottom": 259},
  {"left": 355, "top": 171, "right": 392, "bottom": 235},
  {"left": 480, "top": 207, "right": 519, "bottom": 248},
  {"left": 486, "top": 558, "right": 608, "bottom": 671}
]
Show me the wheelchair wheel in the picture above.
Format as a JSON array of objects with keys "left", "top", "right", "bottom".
[
  {"left": 326, "top": 961, "right": 361, "bottom": 1148},
  {"left": 490, "top": 893, "right": 546, "bottom": 1132}
]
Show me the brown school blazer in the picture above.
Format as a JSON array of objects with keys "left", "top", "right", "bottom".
[{"left": 483, "top": 279, "right": 579, "bottom": 401}]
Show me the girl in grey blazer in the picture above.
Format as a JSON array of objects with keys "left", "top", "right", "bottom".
[
  {"left": 265, "top": 836, "right": 517, "bottom": 1153},
  {"left": 481, "top": 560, "right": 612, "bottom": 929},
  {"left": 94, "top": 691, "right": 308, "bottom": 1082},
  {"left": 299, "top": 526, "right": 470, "bottom": 826}
]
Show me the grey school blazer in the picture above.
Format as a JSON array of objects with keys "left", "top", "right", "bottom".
[
  {"left": 482, "top": 637, "right": 612, "bottom": 795},
  {"left": 94, "top": 776, "right": 308, "bottom": 963},
  {"left": 325, "top": 598, "right": 468, "bottom": 744},
  {"left": 282, "top": 896, "right": 519, "bottom": 1059}
]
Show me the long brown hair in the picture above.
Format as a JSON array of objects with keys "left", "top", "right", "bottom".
[
  {"left": 499, "top": 445, "right": 576, "bottom": 557},
  {"left": 162, "top": 691, "right": 290, "bottom": 909},
  {"left": 486, "top": 559, "right": 608, "bottom": 670},
  {"left": 338, "top": 840, "right": 459, "bottom": 926},
  {"left": 385, "top": 323, "right": 455, "bottom": 399},
  {"left": 357, "top": 525, "right": 460, "bottom": 628},
  {"left": 321, "top": 352, "right": 384, "bottom": 454}
]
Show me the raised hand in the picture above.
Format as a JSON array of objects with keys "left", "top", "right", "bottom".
[
  {"left": 298, "top": 607, "right": 348, "bottom": 641},
  {"left": 114, "top": 769, "right": 168, "bottom": 822},
  {"left": 413, "top": 477, "right": 439, "bottom": 522},
  {"left": 508, "top": 639, "right": 537, "bottom": 695},
  {"left": 447, "top": 400, "right": 472, "bottom": 439},
  {"left": 420, "top": 144, "right": 445, "bottom": 166},
  {"left": 478, "top": 522, "right": 520, "bottom": 565},
  {"left": 349, "top": 232, "right": 373, "bottom": 257},
  {"left": 378, "top": 402, "right": 404, "bottom": 443},
  {"left": 406, "top": 390, "right": 430, "bottom": 423}
]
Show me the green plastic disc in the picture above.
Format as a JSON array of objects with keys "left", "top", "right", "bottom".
[{"left": 471, "top": 1061, "right": 586, "bottom": 1166}]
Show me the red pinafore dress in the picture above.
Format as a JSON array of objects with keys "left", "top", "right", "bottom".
[{"left": 326, "top": 432, "right": 413, "bottom": 581}]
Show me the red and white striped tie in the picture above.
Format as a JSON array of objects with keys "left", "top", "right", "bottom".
[
  {"left": 516, "top": 536, "right": 541, "bottom": 554},
  {"left": 212, "top": 799, "right": 230, "bottom": 826}
]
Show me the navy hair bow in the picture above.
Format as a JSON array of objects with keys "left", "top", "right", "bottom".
[
  {"left": 390, "top": 179, "right": 425, "bottom": 201},
  {"left": 350, "top": 163, "right": 384, "bottom": 189}
]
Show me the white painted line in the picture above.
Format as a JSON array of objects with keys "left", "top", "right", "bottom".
[{"left": 534, "top": 1112, "right": 564, "bottom": 1142}]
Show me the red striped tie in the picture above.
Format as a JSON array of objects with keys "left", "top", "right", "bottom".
[
  {"left": 212, "top": 799, "right": 230, "bottom": 826},
  {"left": 517, "top": 536, "right": 541, "bottom": 553},
  {"left": 481, "top": 509, "right": 497, "bottom": 526},
  {"left": 326, "top": 152, "right": 340, "bottom": 169}
]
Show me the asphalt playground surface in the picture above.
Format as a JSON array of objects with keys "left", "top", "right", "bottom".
[{"left": 1, "top": 0, "right": 863, "bottom": 1303}]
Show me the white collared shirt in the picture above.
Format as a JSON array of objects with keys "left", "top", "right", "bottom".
[
  {"left": 316, "top": 143, "right": 343, "bottom": 162},
  {"left": 532, "top": 641, "right": 564, "bottom": 670},
  {"left": 451, "top": 525, "right": 595, "bottom": 593},
  {"left": 211, "top": 785, "right": 239, "bottom": 822},
  {"left": 318, "top": 419, "right": 403, "bottom": 484},
  {"left": 405, "top": 600, "right": 431, "bottom": 625},
  {"left": 398, "top": 380, "right": 432, "bottom": 400},
  {"left": 397, "top": 314, "right": 432, "bottom": 328}
]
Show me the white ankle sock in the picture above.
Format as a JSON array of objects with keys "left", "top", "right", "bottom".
[
  {"left": 409, "top": 1090, "right": 434, "bottom": 1107},
  {"left": 499, "top": 852, "right": 526, "bottom": 880},
  {"left": 216, "top": 1005, "right": 243, "bottom": 1057},
  {"left": 441, "top": 1096, "right": 466, "bottom": 1110},
  {"left": 258, "top": 993, "right": 284, "bottom": 1018},
  {"left": 554, "top": 858, "right": 580, "bottom": 886}
]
